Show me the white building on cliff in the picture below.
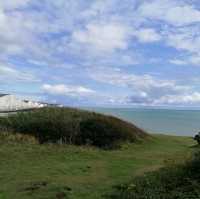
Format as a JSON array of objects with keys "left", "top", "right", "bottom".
[{"left": 0, "top": 94, "right": 46, "bottom": 112}]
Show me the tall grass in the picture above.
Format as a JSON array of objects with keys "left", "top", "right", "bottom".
[
  {"left": 0, "top": 132, "right": 38, "bottom": 144},
  {"left": 0, "top": 107, "right": 147, "bottom": 149}
]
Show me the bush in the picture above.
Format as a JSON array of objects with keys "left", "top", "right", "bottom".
[
  {"left": 0, "top": 107, "right": 147, "bottom": 149},
  {"left": 78, "top": 117, "right": 136, "bottom": 149},
  {"left": 106, "top": 151, "right": 200, "bottom": 199}
]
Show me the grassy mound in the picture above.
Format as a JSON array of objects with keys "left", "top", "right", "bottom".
[
  {"left": 106, "top": 150, "right": 200, "bottom": 199},
  {"left": 0, "top": 107, "right": 147, "bottom": 149},
  {"left": 0, "top": 134, "right": 194, "bottom": 199}
]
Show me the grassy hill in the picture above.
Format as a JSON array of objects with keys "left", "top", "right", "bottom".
[
  {"left": 0, "top": 107, "right": 197, "bottom": 199},
  {"left": 0, "top": 133, "right": 195, "bottom": 199},
  {"left": 0, "top": 107, "right": 147, "bottom": 149}
]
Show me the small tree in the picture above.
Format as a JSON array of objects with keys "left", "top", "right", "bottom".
[{"left": 194, "top": 132, "right": 200, "bottom": 145}]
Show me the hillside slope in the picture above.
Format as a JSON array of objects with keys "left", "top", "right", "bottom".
[
  {"left": 0, "top": 107, "right": 147, "bottom": 149},
  {"left": 0, "top": 134, "right": 195, "bottom": 199}
]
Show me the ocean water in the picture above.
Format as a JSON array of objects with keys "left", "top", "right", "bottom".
[{"left": 85, "top": 108, "right": 200, "bottom": 136}]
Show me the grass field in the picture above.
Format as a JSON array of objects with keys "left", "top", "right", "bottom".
[{"left": 0, "top": 134, "right": 195, "bottom": 199}]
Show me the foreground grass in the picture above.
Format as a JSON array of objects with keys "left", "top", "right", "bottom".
[
  {"left": 0, "top": 134, "right": 195, "bottom": 199},
  {"left": 107, "top": 148, "right": 200, "bottom": 199}
]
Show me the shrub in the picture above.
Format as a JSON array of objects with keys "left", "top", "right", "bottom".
[
  {"left": 78, "top": 118, "right": 135, "bottom": 149},
  {"left": 0, "top": 107, "right": 147, "bottom": 149},
  {"left": 106, "top": 151, "right": 200, "bottom": 199}
]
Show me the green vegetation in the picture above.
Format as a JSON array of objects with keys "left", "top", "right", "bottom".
[
  {"left": 0, "top": 108, "right": 197, "bottom": 198},
  {"left": 0, "top": 134, "right": 195, "bottom": 199},
  {"left": 107, "top": 150, "right": 200, "bottom": 199},
  {"left": 0, "top": 108, "right": 147, "bottom": 149}
]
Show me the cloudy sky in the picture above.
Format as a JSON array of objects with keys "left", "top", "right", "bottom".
[{"left": 1, "top": 0, "right": 200, "bottom": 107}]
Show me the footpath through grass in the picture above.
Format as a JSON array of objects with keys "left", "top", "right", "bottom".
[{"left": 0, "top": 134, "right": 195, "bottom": 199}]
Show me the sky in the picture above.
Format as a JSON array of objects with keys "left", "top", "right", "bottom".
[{"left": 1, "top": 0, "right": 200, "bottom": 108}]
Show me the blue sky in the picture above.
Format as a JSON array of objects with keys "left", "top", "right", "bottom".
[{"left": 1, "top": 0, "right": 200, "bottom": 107}]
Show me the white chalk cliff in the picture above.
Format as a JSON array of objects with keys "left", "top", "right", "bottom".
[{"left": 0, "top": 94, "right": 46, "bottom": 112}]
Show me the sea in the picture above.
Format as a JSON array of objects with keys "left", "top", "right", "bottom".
[{"left": 84, "top": 108, "right": 200, "bottom": 136}]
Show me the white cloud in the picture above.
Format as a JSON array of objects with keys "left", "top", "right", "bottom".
[
  {"left": 0, "top": 0, "right": 30, "bottom": 10},
  {"left": 163, "top": 25, "right": 200, "bottom": 66},
  {"left": 0, "top": 0, "right": 141, "bottom": 67},
  {"left": 1, "top": 0, "right": 200, "bottom": 106},
  {"left": 170, "top": 59, "right": 188, "bottom": 65},
  {"left": 42, "top": 84, "right": 95, "bottom": 97},
  {"left": 89, "top": 67, "right": 198, "bottom": 106},
  {"left": 166, "top": 31, "right": 200, "bottom": 53},
  {"left": 133, "top": 28, "right": 161, "bottom": 43},
  {"left": 170, "top": 55, "right": 200, "bottom": 66},
  {"left": 89, "top": 67, "right": 188, "bottom": 93},
  {"left": 72, "top": 22, "right": 130, "bottom": 53},
  {"left": 139, "top": 0, "right": 200, "bottom": 26},
  {"left": 0, "top": 0, "right": 199, "bottom": 65},
  {"left": 0, "top": 64, "right": 38, "bottom": 82},
  {"left": 188, "top": 55, "right": 200, "bottom": 65},
  {"left": 155, "top": 92, "right": 200, "bottom": 105}
]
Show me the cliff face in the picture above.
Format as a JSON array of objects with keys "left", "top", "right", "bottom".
[{"left": 0, "top": 95, "right": 45, "bottom": 112}]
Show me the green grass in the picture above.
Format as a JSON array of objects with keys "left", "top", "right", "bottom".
[
  {"left": 0, "top": 134, "right": 195, "bottom": 199},
  {"left": 107, "top": 147, "right": 200, "bottom": 199}
]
